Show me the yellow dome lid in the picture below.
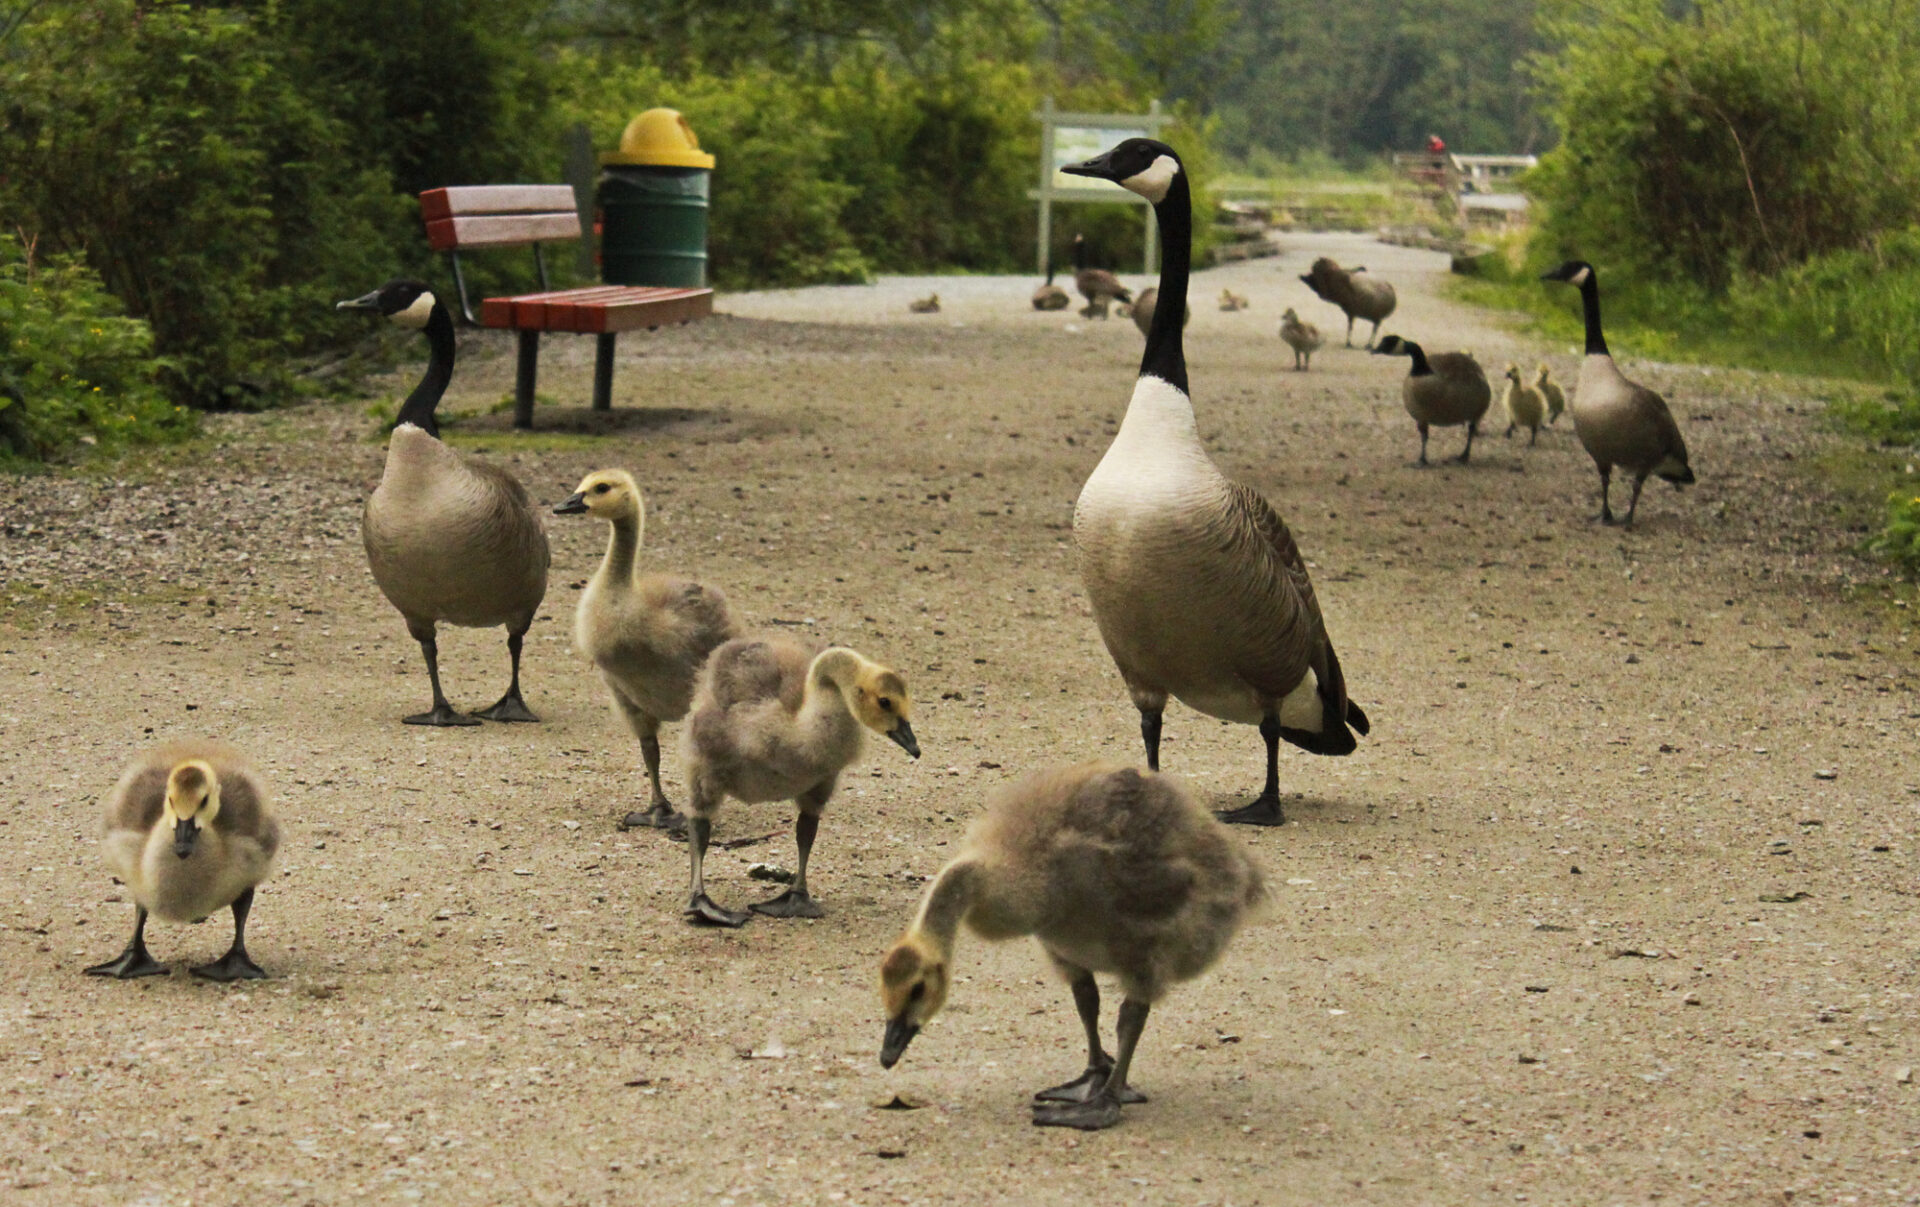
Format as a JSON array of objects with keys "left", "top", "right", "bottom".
[{"left": 601, "top": 108, "right": 716, "bottom": 169}]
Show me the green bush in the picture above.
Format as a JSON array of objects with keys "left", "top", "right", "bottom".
[
  {"left": 1874, "top": 490, "right": 1920, "bottom": 579},
  {"left": 0, "top": 237, "right": 190, "bottom": 462}
]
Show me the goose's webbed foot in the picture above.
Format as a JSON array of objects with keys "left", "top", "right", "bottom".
[
  {"left": 191, "top": 948, "right": 266, "bottom": 982},
  {"left": 404, "top": 703, "right": 481, "bottom": 727},
  {"left": 1032, "top": 1089, "right": 1126, "bottom": 1131},
  {"left": 620, "top": 802, "right": 684, "bottom": 833},
  {"left": 84, "top": 944, "right": 168, "bottom": 980},
  {"left": 1033, "top": 1062, "right": 1147, "bottom": 1105},
  {"left": 475, "top": 692, "right": 539, "bottom": 723},
  {"left": 749, "top": 888, "right": 824, "bottom": 919},
  {"left": 1215, "top": 794, "right": 1286, "bottom": 827},
  {"left": 685, "top": 893, "right": 750, "bottom": 928}
]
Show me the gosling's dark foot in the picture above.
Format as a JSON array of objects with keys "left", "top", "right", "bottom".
[
  {"left": 1216, "top": 795, "right": 1286, "bottom": 827},
  {"left": 750, "top": 889, "right": 824, "bottom": 920},
  {"left": 84, "top": 947, "right": 169, "bottom": 980},
  {"left": 1032, "top": 1091, "right": 1125, "bottom": 1131},
  {"left": 404, "top": 703, "right": 481, "bottom": 727},
  {"left": 1034, "top": 1066, "right": 1148, "bottom": 1105},
  {"left": 475, "top": 693, "right": 539, "bottom": 723},
  {"left": 191, "top": 949, "right": 267, "bottom": 982},
  {"left": 619, "top": 802, "right": 683, "bottom": 832},
  {"left": 685, "top": 894, "right": 750, "bottom": 928}
]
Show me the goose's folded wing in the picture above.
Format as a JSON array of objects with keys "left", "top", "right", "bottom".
[{"left": 1221, "top": 484, "right": 1352, "bottom": 716}]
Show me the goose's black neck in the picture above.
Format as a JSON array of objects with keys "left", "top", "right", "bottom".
[
  {"left": 1139, "top": 170, "right": 1192, "bottom": 395},
  {"left": 1403, "top": 340, "right": 1433, "bottom": 377},
  {"left": 1577, "top": 272, "right": 1609, "bottom": 356},
  {"left": 395, "top": 302, "right": 455, "bottom": 438}
]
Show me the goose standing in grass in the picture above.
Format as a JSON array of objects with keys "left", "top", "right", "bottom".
[
  {"left": 88, "top": 741, "right": 280, "bottom": 981},
  {"left": 1032, "top": 271, "right": 1071, "bottom": 311},
  {"left": 1501, "top": 362, "right": 1546, "bottom": 445},
  {"left": 1062, "top": 139, "right": 1369, "bottom": 827},
  {"left": 339, "top": 279, "right": 550, "bottom": 726},
  {"left": 1071, "top": 233, "right": 1132, "bottom": 319},
  {"left": 1371, "top": 334, "right": 1492, "bottom": 466},
  {"left": 554, "top": 469, "right": 741, "bottom": 831},
  {"left": 681, "top": 638, "right": 919, "bottom": 927},
  {"left": 1535, "top": 363, "right": 1566, "bottom": 424},
  {"left": 1542, "top": 261, "right": 1695, "bottom": 525},
  {"left": 1279, "top": 307, "right": 1324, "bottom": 371},
  {"left": 1299, "top": 258, "right": 1396, "bottom": 348},
  {"left": 878, "top": 762, "right": 1266, "bottom": 1131}
]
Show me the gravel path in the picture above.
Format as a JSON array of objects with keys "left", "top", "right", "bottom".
[{"left": 2, "top": 235, "right": 1916, "bottom": 1205}]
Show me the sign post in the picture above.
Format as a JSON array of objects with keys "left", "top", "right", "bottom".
[{"left": 1030, "top": 98, "right": 1175, "bottom": 278}]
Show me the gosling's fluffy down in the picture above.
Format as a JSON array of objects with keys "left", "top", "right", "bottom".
[
  {"left": 909, "top": 294, "right": 941, "bottom": 314},
  {"left": 1535, "top": 363, "right": 1566, "bottom": 424},
  {"left": 878, "top": 762, "right": 1266, "bottom": 1130},
  {"left": 1279, "top": 307, "right": 1324, "bottom": 371},
  {"left": 1502, "top": 362, "right": 1547, "bottom": 445},
  {"left": 90, "top": 740, "right": 281, "bottom": 981}
]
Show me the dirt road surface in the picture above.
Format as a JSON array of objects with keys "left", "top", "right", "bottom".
[{"left": 3, "top": 235, "right": 1916, "bottom": 1205}]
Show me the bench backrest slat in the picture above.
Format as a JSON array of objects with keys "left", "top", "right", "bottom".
[
  {"left": 420, "top": 185, "right": 577, "bottom": 220},
  {"left": 424, "top": 212, "right": 582, "bottom": 252},
  {"left": 420, "top": 186, "right": 582, "bottom": 250}
]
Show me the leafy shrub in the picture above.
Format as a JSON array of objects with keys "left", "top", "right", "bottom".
[
  {"left": 0, "top": 237, "right": 190, "bottom": 462},
  {"left": 1874, "top": 491, "right": 1920, "bottom": 579}
]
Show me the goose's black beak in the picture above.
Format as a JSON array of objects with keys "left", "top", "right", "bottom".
[
  {"left": 880, "top": 1016, "right": 920, "bottom": 1068},
  {"left": 553, "top": 492, "right": 588, "bottom": 515},
  {"left": 887, "top": 720, "right": 920, "bottom": 759},
  {"left": 1062, "top": 150, "right": 1119, "bottom": 181},
  {"left": 336, "top": 290, "right": 382, "bottom": 312},
  {"left": 172, "top": 817, "right": 199, "bottom": 860}
]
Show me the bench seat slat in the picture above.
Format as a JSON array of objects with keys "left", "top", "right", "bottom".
[
  {"left": 479, "top": 286, "right": 713, "bottom": 333},
  {"left": 420, "top": 185, "right": 579, "bottom": 221},
  {"left": 425, "top": 212, "right": 582, "bottom": 251}
]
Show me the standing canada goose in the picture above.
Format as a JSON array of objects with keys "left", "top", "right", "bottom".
[
  {"left": 682, "top": 638, "right": 919, "bottom": 927},
  {"left": 878, "top": 762, "right": 1266, "bottom": 1131},
  {"left": 1541, "top": 261, "right": 1696, "bottom": 525},
  {"left": 1128, "top": 286, "right": 1190, "bottom": 338},
  {"left": 1062, "top": 139, "right": 1369, "bottom": 827},
  {"left": 554, "top": 469, "right": 742, "bottom": 831},
  {"left": 909, "top": 293, "right": 941, "bottom": 314},
  {"left": 1279, "top": 307, "right": 1324, "bottom": 371},
  {"left": 338, "top": 280, "right": 551, "bottom": 726},
  {"left": 1071, "top": 233, "right": 1132, "bottom": 319},
  {"left": 1501, "top": 362, "right": 1546, "bottom": 445},
  {"left": 1032, "top": 271, "right": 1071, "bottom": 311},
  {"left": 1535, "top": 363, "right": 1567, "bottom": 424},
  {"left": 1218, "top": 289, "right": 1249, "bottom": 312},
  {"left": 1299, "top": 258, "right": 1397, "bottom": 348},
  {"left": 1371, "top": 334, "right": 1492, "bottom": 466},
  {"left": 87, "top": 741, "right": 281, "bottom": 981}
]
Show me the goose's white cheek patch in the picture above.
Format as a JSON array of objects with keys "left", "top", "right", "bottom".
[
  {"left": 1569, "top": 266, "right": 1591, "bottom": 287},
  {"left": 1121, "top": 155, "right": 1180, "bottom": 204},
  {"left": 393, "top": 291, "right": 437, "bottom": 330}
]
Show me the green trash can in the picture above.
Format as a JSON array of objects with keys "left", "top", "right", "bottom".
[{"left": 598, "top": 108, "right": 715, "bottom": 288}]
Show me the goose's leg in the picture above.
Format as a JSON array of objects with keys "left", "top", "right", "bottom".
[
  {"left": 1367, "top": 318, "right": 1382, "bottom": 349},
  {"left": 1217, "top": 714, "right": 1286, "bottom": 826},
  {"left": 1528, "top": 424, "right": 1538, "bottom": 447},
  {"left": 1034, "top": 998, "right": 1150, "bottom": 1130},
  {"left": 684, "top": 790, "right": 749, "bottom": 928},
  {"left": 1344, "top": 314, "right": 1355, "bottom": 347},
  {"left": 1414, "top": 422, "right": 1432, "bottom": 467},
  {"left": 1596, "top": 463, "right": 1617, "bottom": 525},
  {"left": 1623, "top": 474, "right": 1647, "bottom": 529},
  {"left": 1453, "top": 421, "right": 1477, "bottom": 465},
  {"left": 1139, "top": 707, "right": 1163, "bottom": 772},
  {"left": 85, "top": 906, "right": 168, "bottom": 979},
  {"left": 192, "top": 887, "right": 267, "bottom": 981},
  {"left": 476, "top": 626, "right": 539, "bottom": 722},
  {"left": 1034, "top": 967, "right": 1149, "bottom": 1104},
  {"left": 753, "top": 790, "right": 829, "bottom": 919},
  {"left": 615, "top": 702, "right": 681, "bottom": 832},
  {"left": 404, "top": 622, "right": 479, "bottom": 727}
]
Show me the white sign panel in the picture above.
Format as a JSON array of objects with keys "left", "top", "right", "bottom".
[{"left": 1050, "top": 126, "right": 1149, "bottom": 193}]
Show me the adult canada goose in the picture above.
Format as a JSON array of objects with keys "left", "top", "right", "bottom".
[
  {"left": 1299, "top": 258, "right": 1396, "bottom": 348},
  {"left": 554, "top": 469, "right": 742, "bottom": 831},
  {"left": 87, "top": 741, "right": 281, "bottom": 981},
  {"left": 1541, "top": 261, "right": 1696, "bottom": 525},
  {"left": 1127, "top": 287, "right": 1190, "bottom": 338},
  {"left": 1071, "top": 233, "right": 1132, "bottom": 319},
  {"left": 1501, "top": 362, "right": 1546, "bottom": 445},
  {"left": 681, "top": 638, "right": 919, "bottom": 927},
  {"left": 1032, "top": 271, "right": 1071, "bottom": 311},
  {"left": 878, "top": 762, "right": 1266, "bottom": 1130},
  {"left": 1062, "top": 139, "right": 1369, "bottom": 827},
  {"left": 338, "top": 279, "right": 551, "bottom": 726},
  {"left": 1279, "top": 307, "right": 1324, "bottom": 371},
  {"left": 909, "top": 293, "right": 940, "bottom": 314},
  {"left": 1218, "top": 289, "right": 1249, "bottom": 312},
  {"left": 1535, "top": 363, "right": 1566, "bottom": 425},
  {"left": 1371, "top": 334, "right": 1492, "bottom": 466}
]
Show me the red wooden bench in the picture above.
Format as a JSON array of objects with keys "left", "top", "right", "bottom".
[{"left": 419, "top": 185, "right": 713, "bottom": 429}]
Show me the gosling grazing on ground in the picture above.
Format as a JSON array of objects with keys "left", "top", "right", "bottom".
[
  {"left": 1299, "top": 258, "right": 1397, "bottom": 348},
  {"left": 1218, "top": 289, "right": 1249, "bottom": 312},
  {"left": 339, "top": 279, "right": 550, "bottom": 726},
  {"left": 1062, "top": 138, "right": 1369, "bottom": 826},
  {"left": 1032, "top": 272, "right": 1071, "bottom": 311},
  {"left": 878, "top": 762, "right": 1267, "bottom": 1131},
  {"left": 88, "top": 741, "right": 281, "bottom": 981},
  {"left": 555, "top": 469, "right": 742, "bottom": 831},
  {"left": 1541, "top": 261, "right": 1696, "bottom": 526},
  {"left": 1502, "top": 362, "right": 1546, "bottom": 445},
  {"left": 681, "top": 638, "right": 919, "bottom": 927},
  {"left": 1372, "top": 334, "right": 1492, "bottom": 465},
  {"left": 1071, "top": 233, "right": 1133, "bottom": 319},
  {"left": 909, "top": 293, "right": 941, "bottom": 314},
  {"left": 1279, "top": 307, "right": 1324, "bottom": 371},
  {"left": 1535, "top": 363, "right": 1566, "bottom": 424}
]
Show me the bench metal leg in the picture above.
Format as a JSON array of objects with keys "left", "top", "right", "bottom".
[
  {"left": 592, "top": 333, "right": 616, "bottom": 412},
  {"left": 514, "top": 330, "right": 539, "bottom": 430}
]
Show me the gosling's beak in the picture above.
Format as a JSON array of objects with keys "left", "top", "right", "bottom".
[
  {"left": 1061, "top": 149, "right": 1118, "bottom": 181},
  {"left": 172, "top": 817, "right": 199, "bottom": 860},
  {"left": 880, "top": 1016, "right": 920, "bottom": 1068},
  {"left": 336, "top": 289, "right": 382, "bottom": 312},
  {"left": 886, "top": 720, "right": 920, "bottom": 759},
  {"left": 552, "top": 492, "right": 589, "bottom": 515}
]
